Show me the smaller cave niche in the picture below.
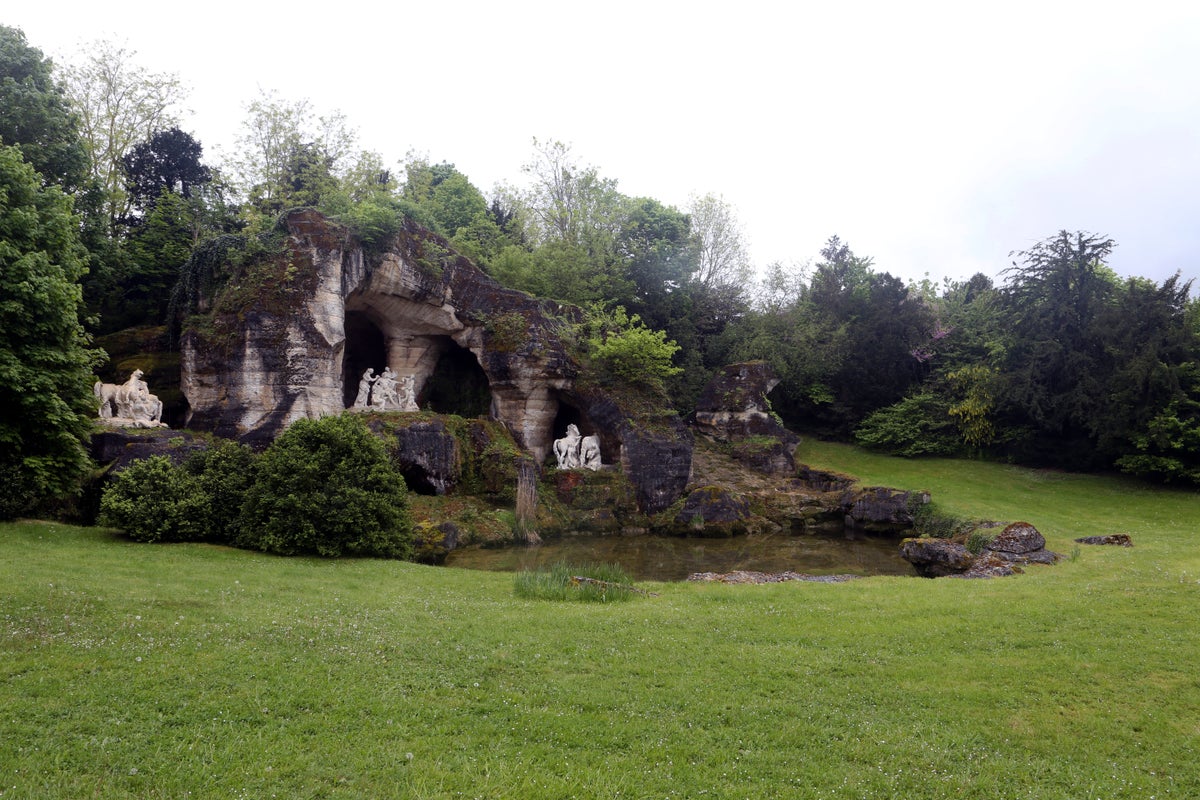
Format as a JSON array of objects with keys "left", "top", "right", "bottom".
[
  {"left": 550, "top": 396, "right": 618, "bottom": 466},
  {"left": 341, "top": 312, "right": 387, "bottom": 408},
  {"left": 422, "top": 344, "right": 491, "bottom": 418}
]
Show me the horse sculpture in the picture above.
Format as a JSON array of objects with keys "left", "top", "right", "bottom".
[
  {"left": 95, "top": 369, "right": 164, "bottom": 427},
  {"left": 553, "top": 424, "right": 602, "bottom": 471}
]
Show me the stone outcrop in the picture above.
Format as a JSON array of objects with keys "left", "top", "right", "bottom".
[
  {"left": 956, "top": 553, "right": 1019, "bottom": 579},
  {"left": 900, "top": 522, "right": 1061, "bottom": 578},
  {"left": 386, "top": 417, "right": 463, "bottom": 495},
  {"left": 674, "top": 486, "right": 755, "bottom": 535},
  {"left": 983, "top": 522, "right": 1061, "bottom": 565},
  {"left": 90, "top": 429, "right": 209, "bottom": 473},
  {"left": 899, "top": 538, "right": 977, "bottom": 577},
  {"left": 985, "top": 521, "right": 1045, "bottom": 555},
  {"left": 693, "top": 361, "right": 799, "bottom": 474},
  {"left": 795, "top": 466, "right": 856, "bottom": 493},
  {"left": 411, "top": 521, "right": 461, "bottom": 565},
  {"left": 179, "top": 210, "right": 692, "bottom": 513},
  {"left": 841, "top": 486, "right": 929, "bottom": 531}
]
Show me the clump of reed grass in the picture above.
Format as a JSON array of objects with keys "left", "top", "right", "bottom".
[{"left": 514, "top": 561, "right": 638, "bottom": 602}]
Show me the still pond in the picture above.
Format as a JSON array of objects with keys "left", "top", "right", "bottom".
[{"left": 445, "top": 527, "right": 917, "bottom": 582}]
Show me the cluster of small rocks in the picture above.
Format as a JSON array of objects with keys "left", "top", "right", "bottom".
[
  {"left": 687, "top": 570, "right": 861, "bottom": 584},
  {"left": 1075, "top": 534, "right": 1134, "bottom": 547},
  {"left": 899, "top": 522, "right": 1062, "bottom": 579}
]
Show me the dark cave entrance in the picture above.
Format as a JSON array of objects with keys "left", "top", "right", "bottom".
[
  {"left": 342, "top": 312, "right": 387, "bottom": 408},
  {"left": 551, "top": 402, "right": 585, "bottom": 440},
  {"left": 423, "top": 342, "right": 492, "bottom": 418}
]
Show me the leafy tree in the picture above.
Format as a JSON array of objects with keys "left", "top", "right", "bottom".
[
  {"left": 0, "top": 145, "right": 101, "bottom": 517},
  {"left": 402, "top": 159, "right": 485, "bottom": 233},
  {"left": 122, "top": 126, "right": 212, "bottom": 214},
  {"left": 230, "top": 89, "right": 366, "bottom": 219},
  {"left": 721, "top": 260, "right": 846, "bottom": 423},
  {"left": 395, "top": 157, "right": 517, "bottom": 264},
  {"left": 61, "top": 38, "right": 187, "bottom": 232},
  {"left": 615, "top": 197, "right": 693, "bottom": 327},
  {"left": 518, "top": 138, "right": 624, "bottom": 249},
  {"left": 800, "top": 238, "right": 935, "bottom": 433},
  {"left": 275, "top": 140, "right": 338, "bottom": 209},
  {"left": 119, "top": 189, "right": 198, "bottom": 325},
  {"left": 577, "top": 305, "right": 682, "bottom": 395},
  {"left": 183, "top": 438, "right": 257, "bottom": 542},
  {"left": 687, "top": 193, "right": 750, "bottom": 290},
  {"left": 1094, "top": 274, "right": 1200, "bottom": 482},
  {"left": 228, "top": 88, "right": 311, "bottom": 210},
  {"left": 854, "top": 392, "right": 960, "bottom": 457},
  {"left": 238, "top": 414, "right": 413, "bottom": 559},
  {"left": 0, "top": 25, "right": 88, "bottom": 190}
]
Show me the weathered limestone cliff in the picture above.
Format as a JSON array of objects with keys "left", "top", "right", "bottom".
[{"left": 178, "top": 209, "right": 691, "bottom": 513}]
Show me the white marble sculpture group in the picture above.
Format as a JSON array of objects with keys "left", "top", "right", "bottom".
[
  {"left": 353, "top": 366, "right": 418, "bottom": 411},
  {"left": 94, "top": 369, "right": 166, "bottom": 428},
  {"left": 553, "top": 423, "right": 602, "bottom": 470}
]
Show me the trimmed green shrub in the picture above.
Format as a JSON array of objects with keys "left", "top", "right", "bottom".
[
  {"left": 183, "top": 438, "right": 256, "bottom": 543},
  {"left": 238, "top": 414, "right": 413, "bottom": 558},
  {"left": 99, "top": 455, "right": 207, "bottom": 542}
]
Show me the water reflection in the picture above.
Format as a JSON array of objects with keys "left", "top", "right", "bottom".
[{"left": 444, "top": 529, "right": 916, "bottom": 582}]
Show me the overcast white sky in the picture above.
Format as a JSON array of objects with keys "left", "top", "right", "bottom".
[{"left": 8, "top": 0, "right": 1200, "bottom": 289}]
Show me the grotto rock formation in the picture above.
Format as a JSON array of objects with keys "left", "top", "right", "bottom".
[
  {"left": 178, "top": 209, "right": 691, "bottom": 513},
  {"left": 693, "top": 361, "right": 799, "bottom": 474}
]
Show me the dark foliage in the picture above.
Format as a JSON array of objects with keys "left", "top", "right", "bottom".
[{"left": 122, "top": 127, "right": 212, "bottom": 214}]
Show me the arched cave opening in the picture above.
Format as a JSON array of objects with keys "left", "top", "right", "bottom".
[
  {"left": 423, "top": 342, "right": 492, "bottom": 418},
  {"left": 550, "top": 395, "right": 618, "bottom": 466},
  {"left": 341, "top": 312, "right": 388, "bottom": 408}
]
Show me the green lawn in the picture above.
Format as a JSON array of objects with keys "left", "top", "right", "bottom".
[{"left": 3, "top": 444, "right": 1198, "bottom": 798}]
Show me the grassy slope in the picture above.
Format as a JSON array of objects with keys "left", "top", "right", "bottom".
[{"left": 3, "top": 444, "right": 1198, "bottom": 798}]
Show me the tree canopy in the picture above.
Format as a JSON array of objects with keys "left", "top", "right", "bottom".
[
  {"left": 2, "top": 22, "right": 1197, "bottom": 513},
  {"left": 0, "top": 144, "right": 100, "bottom": 516},
  {"left": 0, "top": 25, "right": 88, "bottom": 190}
]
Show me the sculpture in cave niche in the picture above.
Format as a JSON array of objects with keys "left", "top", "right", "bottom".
[
  {"left": 94, "top": 369, "right": 166, "bottom": 428},
  {"left": 371, "top": 367, "right": 399, "bottom": 410},
  {"left": 553, "top": 423, "right": 601, "bottom": 471},
  {"left": 554, "top": 424, "right": 581, "bottom": 469},
  {"left": 580, "top": 434, "right": 602, "bottom": 470},
  {"left": 399, "top": 374, "right": 418, "bottom": 411},
  {"left": 353, "top": 368, "right": 376, "bottom": 408}
]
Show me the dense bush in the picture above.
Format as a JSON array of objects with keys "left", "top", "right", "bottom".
[
  {"left": 238, "top": 414, "right": 413, "bottom": 558},
  {"left": 853, "top": 392, "right": 961, "bottom": 457},
  {"left": 99, "top": 455, "right": 207, "bottom": 542},
  {"left": 98, "top": 440, "right": 257, "bottom": 544},
  {"left": 184, "top": 439, "right": 256, "bottom": 542}
]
